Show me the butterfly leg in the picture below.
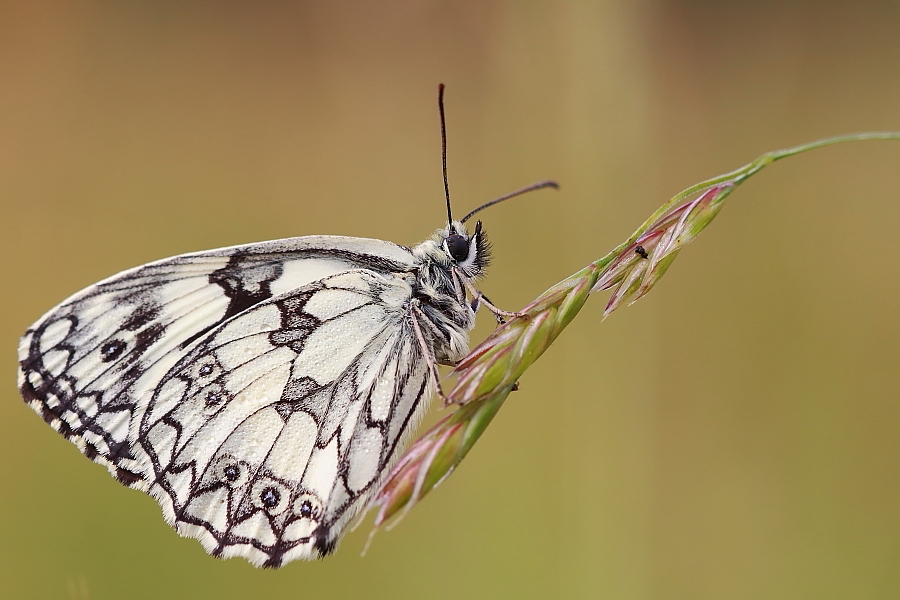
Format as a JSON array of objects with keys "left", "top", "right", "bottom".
[
  {"left": 408, "top": 306, "right": 451, "bottom": 404},
  {"left": 471, "top": 292, "right": 513, "bottom": 325},
  {"left": 470, "top": 290, "right": 521, "bottom": 325},
  {"left": 456, "top": 268, "right": 522, "bottom": 324}
]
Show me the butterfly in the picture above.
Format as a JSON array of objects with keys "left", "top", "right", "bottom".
[{"left": 16, "top": 86, "right": 557, "bottom": 567}]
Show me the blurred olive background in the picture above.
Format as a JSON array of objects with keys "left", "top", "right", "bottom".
[{"left": 2, "top": 1, "right": 900, "bottom": 599}]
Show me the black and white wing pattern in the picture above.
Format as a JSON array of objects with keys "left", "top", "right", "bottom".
[
  {"left": 17, "top": 235, "right": 450, "bottom": 566},
  {"left": 140, "top": 269, "right": 432, "bottom": 566}
]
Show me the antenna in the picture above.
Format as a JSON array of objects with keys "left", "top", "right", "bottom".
[
  {"left": 438, "top": 84, "right": 453, "bottom": 230},
  {"left": 460, "top": 179, "right": 559, "bottom": 223},
  {"left": 437, "top": 84, "right": 558, "bottom": 226}
]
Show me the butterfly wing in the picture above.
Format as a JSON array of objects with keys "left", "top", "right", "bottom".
[
  {"left": 139, "top": 269, "right": 430, "bottom": 566},
  {"left": 18, "top": 236, "right": 427, "bottom": 564}
]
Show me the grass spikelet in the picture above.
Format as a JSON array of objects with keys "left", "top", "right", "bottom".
[{"left": 365, "top": 132, "right": 900, "bottom": 540}]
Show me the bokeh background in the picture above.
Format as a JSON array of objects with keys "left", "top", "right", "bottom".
[{"left": 2, "top": 1, "right": 900, "bottom": 599}]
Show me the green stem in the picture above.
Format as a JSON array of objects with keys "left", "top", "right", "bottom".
[{"left": 687, "top": 132, "right": 900, "bottom": 193}]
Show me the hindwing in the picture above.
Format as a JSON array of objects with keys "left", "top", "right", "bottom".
[{"left": 140, "top": 270, "right": 431, "bottom": 566}]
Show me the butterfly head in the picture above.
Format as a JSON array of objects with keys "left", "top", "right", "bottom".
[
  {"left": 444, "top": 219, "right": 491, "bottom": 277},
  {"left": 415, "top": 220, "right": 491, "bottom": 279}
]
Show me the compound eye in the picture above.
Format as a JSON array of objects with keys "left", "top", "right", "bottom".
[{"left": 445, "top": 234, "right": 470, "bottom": 262}]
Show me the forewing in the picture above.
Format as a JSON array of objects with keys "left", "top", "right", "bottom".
[
  {"left": 17, "top": 236, "right": 415, "bottom": 487},
  {"left": 138, "top": 270, "right": 432, "bottom": 566}
]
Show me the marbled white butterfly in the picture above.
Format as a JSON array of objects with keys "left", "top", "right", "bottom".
[{"left": 17, "top": 86, "right": 556, "bottom": 567}]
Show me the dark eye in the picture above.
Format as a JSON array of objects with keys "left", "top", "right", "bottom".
[{"left": 446, "top": 234, "right": 469, "bottom": 262}]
